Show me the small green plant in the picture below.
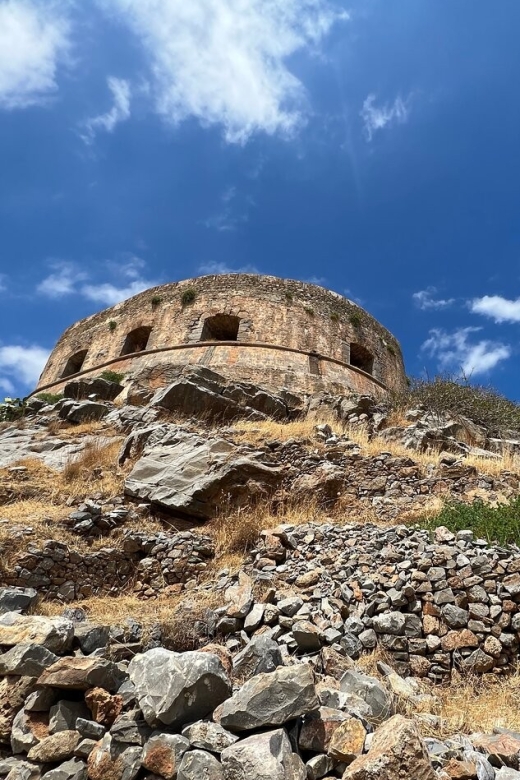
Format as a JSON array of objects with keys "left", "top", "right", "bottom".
[
  {"left": 100, "top": 370, "right": 125, "bottom": 384},
  {"left": 330, "top": 312, "right": 339, "bottom": 322},
  {"left": 0, "top": 397, "right": 25, "bottom": 422},
  {"left": 285, "top": 291, "right": 293, "bottom": 302},
  {"left": 108, "top": 320, "right": 117, "bottom": 332},
  {"left": 181, "top": 288, "right": 196, "bottom": 306},
  {"left": 421, "top": 498, "right": 520, "bottom": 547},
  {"left": 151, "top": 295, "right": 163, "bottom": 307},
  {"left": 35, "top": 392, "right": 63, "bottom": 405},
  {"left": 304, "top": 306, "right": 315, "bottom": 317},
  {"left": 386, "top": 343, "right": 396, "bottom": 356},
  {"left": 349, "top": 312, "right": 362, "bottom": 328}
]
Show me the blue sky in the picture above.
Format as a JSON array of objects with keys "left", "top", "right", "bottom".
[{"left": 1, "top": 0, "right": 520, "bottom": 399}]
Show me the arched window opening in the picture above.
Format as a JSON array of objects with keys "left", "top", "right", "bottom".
[
  {"left": 200, "top": 314, "right": 240, "bottom": 342},
  {"left": 61, "top": 349, "right": 88, "bottom": 378},
  {"left": 349, "top": 343, "right": 374, "bottom": 375},
  {"left": 120, "top": 326, "right": 152, "bottom": 356}
]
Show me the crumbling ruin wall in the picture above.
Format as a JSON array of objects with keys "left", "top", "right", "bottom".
[{"left": 35, "top": 274, "right": 406, "bottom": 397}]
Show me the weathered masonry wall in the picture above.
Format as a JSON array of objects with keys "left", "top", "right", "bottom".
[{"left": 35, "top": 275, "right": 407, "bottom": 397}]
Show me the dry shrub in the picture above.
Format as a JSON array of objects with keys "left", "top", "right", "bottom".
[{"left": 61, "top": 439, "right": 123, "bottom": 497}]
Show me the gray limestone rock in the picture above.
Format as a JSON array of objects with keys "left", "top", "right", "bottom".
[
  {"left": 0, "top": 614, "right": 74, "bottom": 653},
  {"left": 221, "top": 729, "right": 303, "bottom": 780},
  {"left": 177, "top": 749, "right": 223, "bottom": 780},
  {"left": 220, "top": 663, "right": 318, "bottom": 731},
  {"left": 125, "top": 430, "right": 283, "bottom": 519},
  {"left": 232, "top": 634, "right": 283, "bottom": 678},
  {"left": 0, "top": 588, "right": 38, "bottom": 615},
  {"left": 49, "top": 701, "right": 90, "bottom": 734},
  {"left": 0, "top": 644, "right": 58, "bottom": 677},
  {"left": 181, "top": 721, "right": 238, "bottom": 753},
  {"left": 128, "top": 648, "right": 231, "bottom": 727},
  {"left": 40, "top": 759, "right": 87, "bottom": 780},
  {"left": 339, "top": 671, "right": 394, "bottom": 721}
]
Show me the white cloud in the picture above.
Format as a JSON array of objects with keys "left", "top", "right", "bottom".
[
  {"left": 0, "top": 0, "right": 70, "bottom": 110},
  {"left": 361, "top": 93, "right": 410, "bottom": 141},
  {"left": 99, "top": 0, "right": 348, "bottom": 143},
  {"left": 198, "top": 261, "right": 260, "bottom": 275},
  {"left": 421, "top": 327, "right": 511, "bottom": 376},
  {"left": 471, "top": 295, "right": 520, "bottom": 324},
  {"left": 81, "top": 77, "right": 132, "bottom": 144},
  {"left": 204, "top": 186, "right": 250, "bottom": 232},
  {"left": 0, "top": 344, "right": 50, "bottom": 392},
  {"left": 36, "top": 261, "right": 87, "bottom": 298},
  {"left": 37, "top": 256, "right": 159, "bottom": 306},
  {"left": 413, "top": 287, "right": 455, "bottom": 310}
]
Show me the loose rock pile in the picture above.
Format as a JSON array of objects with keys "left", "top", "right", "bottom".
[{"left": 0, "top": 602, "right": 518, "bottom": 779}]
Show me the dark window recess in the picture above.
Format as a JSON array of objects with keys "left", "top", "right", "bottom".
[
  {"left": 61, "top": 349, "right": 88, "bottom": 378},
  {"left": 349, "top": 343, "right": 374, "bottom": 375},
  {"left": 120, "top": 326, "right": 152, "bottom": 356},
  {"left": 342, "top": 342, "right": 350, "bottom": 364},
  {"left": 309, "top": 353, "right": 321, "bottom": 375},
  {"left": 201, "top": 314, "right": 240, "bottom": 341}
]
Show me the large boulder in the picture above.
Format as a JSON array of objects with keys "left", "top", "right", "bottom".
[
  {"left": 124, "top": 429, "right": 283, "bottom": 518},
  {"left": 0, "top": 645, "right": 58, "bottom": 677},
  {"left": 149, "top": 367, "right": 296, "bottom": 422},
  {"left": 221, "top": 729, "right": 305, "bottom": 780},
  {"left": 0, "top": 615, "right": 73, "bottom": 654},
  {"left": 128, "top": 648, "right": 231, "bottom": 727},
  {"left": 63, "top": 377, "right": 123, "bottom": 402},
  {"left": 220, "top": 664, "right": 318, "bottom": 731},
  {"left": 342, "top": 715, "right": 436, "bottom": 780}
]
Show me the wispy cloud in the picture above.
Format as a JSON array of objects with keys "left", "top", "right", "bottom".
[
  {"left": 361, "top": 93, "right": 410, "bottom": 141},
  {"left": 0, "top": 275, "right": 7, "bottom": 293},
  {"left": 421, "top": 327, "right": 511, "bottom": 376},
  {"left": 80, "top": 76, "right": 132, "bottom": 144},
  {"left": 204, "top": 186, "right": 251, "bottom": 232},
  {"left": 413, "top": 287, "right": 455, "bottom": 310},
  {"left": 198, "top": 261, "right": 260, "bottom": 275},
  {"left": 37, "top": 256, "right": 159, "bottom": 306},
  {"left": 471, "top": 294, "right": 520, "bottom": 323},
  {"left": 0, "top": 344, "right": 50, "bottom": 393},
  {"left": 98, "top": 0, "right": 349, "bottom": 143},
  {"left": 36, "top": 261, "right": 87, "bottom": 298},
  {"left": 0, "top": 0, "right": 70, "bottom": 110}
]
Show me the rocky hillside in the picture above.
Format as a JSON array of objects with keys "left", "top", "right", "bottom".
[{"left": 1, "top": 368, "right": 520, "bottom": 779}]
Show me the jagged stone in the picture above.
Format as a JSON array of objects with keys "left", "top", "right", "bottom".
[
  {"left": 37, "top": 657, "right": 124, "bottom": 691},
  {"left": 181, "top": 721, "right": 238, "bottom": 753},
  {"left": 0, "top": 588, "right": 38, "bottom": 615},
  {"left": 129, "top": 648, "right": 231, "bottom": 727},
  {"left": 220, "top": 664, "right": 318, "bottom": 731},
  {"left": 233, "top": 634, "right": 283, "bottom": 679},
  {"left": 40, "top": 758, "right": 87, "bottom": 780},
  {"left": 87, "top": 733, "right": 142, "bottom": 780},
  {"left": 342, "top": 715, "right": 436, "bottom": 780},
  {"left": 63, "top": 378, "right": 123, "bottom": 402},
  {"left": 0, "top": 614, "right": 73, "bottom": 653},
  {"left": 221, "top": 729, "right": 304, "bottom": 780},
  {"left": 339, "top": 671, "right": 393, "bottom": 722},
  {"left": 49, "top": 701, "right": 89, "bottom": 734},
  {"left": 0, "top": 645, "right": 58, "bottom": 677},
  {"left": 141, "top": 733, "right": 189, "bottom": 778},
  {"left": 124, "top": 428, "right": 283, "bottom": 518},
  {"left": 177, "top": 749, "right": 224, "bottom": 780},
  {"left": 27, "top": 731, "right": 80, "bottom": 763}
]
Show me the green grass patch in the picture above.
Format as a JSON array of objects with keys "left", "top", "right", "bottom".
[
  {"left": 421, "top": 497, "right": 520, "bottom": 546},
  {"left": 35, "top": 392, "right": 63, "bottom": 405},
  {"left": 100, "top": 370, "right": 125, "bottom": 384}
]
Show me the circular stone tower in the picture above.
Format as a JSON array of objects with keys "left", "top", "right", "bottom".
[{"left": 34, "top": 274, "right": 407, "bottom": 398}]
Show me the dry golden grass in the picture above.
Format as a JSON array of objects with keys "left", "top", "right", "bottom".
[
  {"left": 39, "top": 589, "right": 224, "bottom": 651},
  {"left": 232, "top": 414, "right": 520, "bottom": 480}
]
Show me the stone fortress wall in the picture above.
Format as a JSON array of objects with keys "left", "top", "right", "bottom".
[{"left": 34, "top": 274, "right": 407, "bottom": 397}]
